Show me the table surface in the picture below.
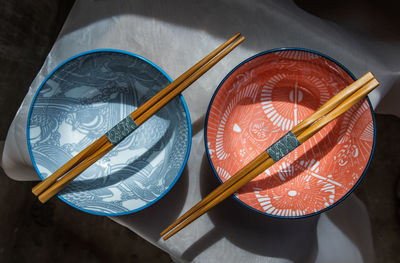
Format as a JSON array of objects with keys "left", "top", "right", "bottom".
[{"left": 2, "top": 0, "right": 400, "bottom": 262}]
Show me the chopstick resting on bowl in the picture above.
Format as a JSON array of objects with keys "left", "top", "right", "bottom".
[
  {"left": 160, "top": 73, "right": 379, "bottom": 240},
  {"left": 32, "top": 33, "right": 245, "bottom": 203}
]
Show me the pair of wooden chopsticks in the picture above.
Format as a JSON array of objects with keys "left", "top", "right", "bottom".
[
  {"left": 32, "top": 33, "right": 245, "bottom": 203},
  {"left": 160, "top": 72, "right": 379, "bottom": 240}
]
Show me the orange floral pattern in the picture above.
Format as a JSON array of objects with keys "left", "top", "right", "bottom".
[{"left": 206, "top": 50, "right": 374, "bottom": 217}]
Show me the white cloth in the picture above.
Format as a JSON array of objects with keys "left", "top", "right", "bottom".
[{"left": 2, "top": 0, "right": 400, "bottom": 262}]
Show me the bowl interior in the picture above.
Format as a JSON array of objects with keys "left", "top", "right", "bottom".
[
  {"left": 28, "top": 50, "right": 191, "bottom": 215},
  {"left": 206, "top": 49, "right": 374, "bottom": 218}
]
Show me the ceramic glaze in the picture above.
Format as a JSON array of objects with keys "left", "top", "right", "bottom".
[
  {"left": 28, "top": 50, "right": 191, "bottom": 216},
  {"left": 205, "top": 49, "right": 375, "bottom": 218}
]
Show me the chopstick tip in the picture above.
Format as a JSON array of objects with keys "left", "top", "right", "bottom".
[
  {"left": 38, "top": 194, "right": 49, "bottom": 204},
  {"left": 365, "top": 71, "right": 374, "bottom": 79},
  {"left": 371, "top": 78, "right": 380, "bottom": 86},
  {"left": 163, "top": 234, "right": 172, "bottom": 241},
  {"left": 32, "top": 188, "right": 39, "bottom": 196}
]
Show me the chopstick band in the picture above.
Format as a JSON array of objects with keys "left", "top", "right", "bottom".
[
  {"left": 266, "top": 131, "right": 300, "bottom": 162},
  {"left": 105, "top": 116, "right": 138, "bottom": 145}
]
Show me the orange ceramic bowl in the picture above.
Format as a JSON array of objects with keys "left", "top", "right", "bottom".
[{"left": 205, "top": 48, "right": 376, "bottom": 218}]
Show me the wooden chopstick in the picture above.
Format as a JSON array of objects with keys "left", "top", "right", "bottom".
[
  {"left": 39, "top": 141, "right": 114, "bottom": 203},
  {"left": 162, "top": 158, "right": 275, "bottom": 240},
  {"left": 37, "top": 35, "right": 246, "bottom": 203},
  {"left": 32, "top": 33, "right": 243, "bottom": 197},
  {"left": 160, "top": 72, "right": 374, "bottom": 236},
  {"left": 297, "top": 78, "right": 379, "bottom": 143},
  {"left": 130, "top": 32, "right": 242, "bottom": 120},
  {"left": 32, "top": 135, "right": 108, "bottom": 196},
  {"left": 135, "top": 36, "right": 245, "bottom": 126},
  {"left": 161, "top": 77, "right": 379, "bottom": 240},
  {"left": 291, "top": 72, "right": 374, "bottom": 136}
]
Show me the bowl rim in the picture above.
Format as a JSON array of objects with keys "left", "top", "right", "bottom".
[
  {"left": 204, "top": 47, "right": 376, "bottom": 219},
  {"left": 27, "top": 49, "right": 192, "bottom": 216}
]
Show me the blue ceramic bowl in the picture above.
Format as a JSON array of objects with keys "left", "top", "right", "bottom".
[{"left": 27, "top": 49, "right": 191, "bottom": 216}]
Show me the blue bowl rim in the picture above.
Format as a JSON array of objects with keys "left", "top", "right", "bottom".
[
  {"left": 27, "top": 49, "right": 192, "bottom": 216},
  {"left": 204, "top": 47, "right": 376, "bottom": 219}
]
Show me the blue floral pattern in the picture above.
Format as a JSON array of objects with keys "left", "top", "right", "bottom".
[{"left": 28, "top": 51, "right": 190, "bottom": 215}]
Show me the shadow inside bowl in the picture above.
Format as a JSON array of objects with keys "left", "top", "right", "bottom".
[
  {"left": 60, "top": 115, "right": 175, "bottom": 194},
  {"left": 240, "top": 125, "right": 337, "bottom": 194}
]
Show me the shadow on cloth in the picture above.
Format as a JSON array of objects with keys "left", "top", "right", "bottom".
[
  {"left": 323, "top": 195, "right": 374, "bottom": 262},
  {"left": 181, "top": 154, "right": 319, "bottom": 262},
  {"left": 181, "top": 153, "right": 374, "bottom": 262},
  {"left": 109, "top": 165, "right": 189, "bottom": 241}
]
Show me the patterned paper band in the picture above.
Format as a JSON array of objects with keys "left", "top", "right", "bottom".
[
  {"left": 266, "top": 131, "right": 301, "bottom": 163},
  {"left": 106, "top": 116, "right": 138, "bottom": 145}
]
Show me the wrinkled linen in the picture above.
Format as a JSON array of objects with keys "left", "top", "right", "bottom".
[{"left": 2, "top": 0, "right": 400, "bottom": 262}]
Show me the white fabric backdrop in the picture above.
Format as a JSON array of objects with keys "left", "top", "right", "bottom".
[{"left": 2, "top": 0, "right": 400, "bottom": 262}]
